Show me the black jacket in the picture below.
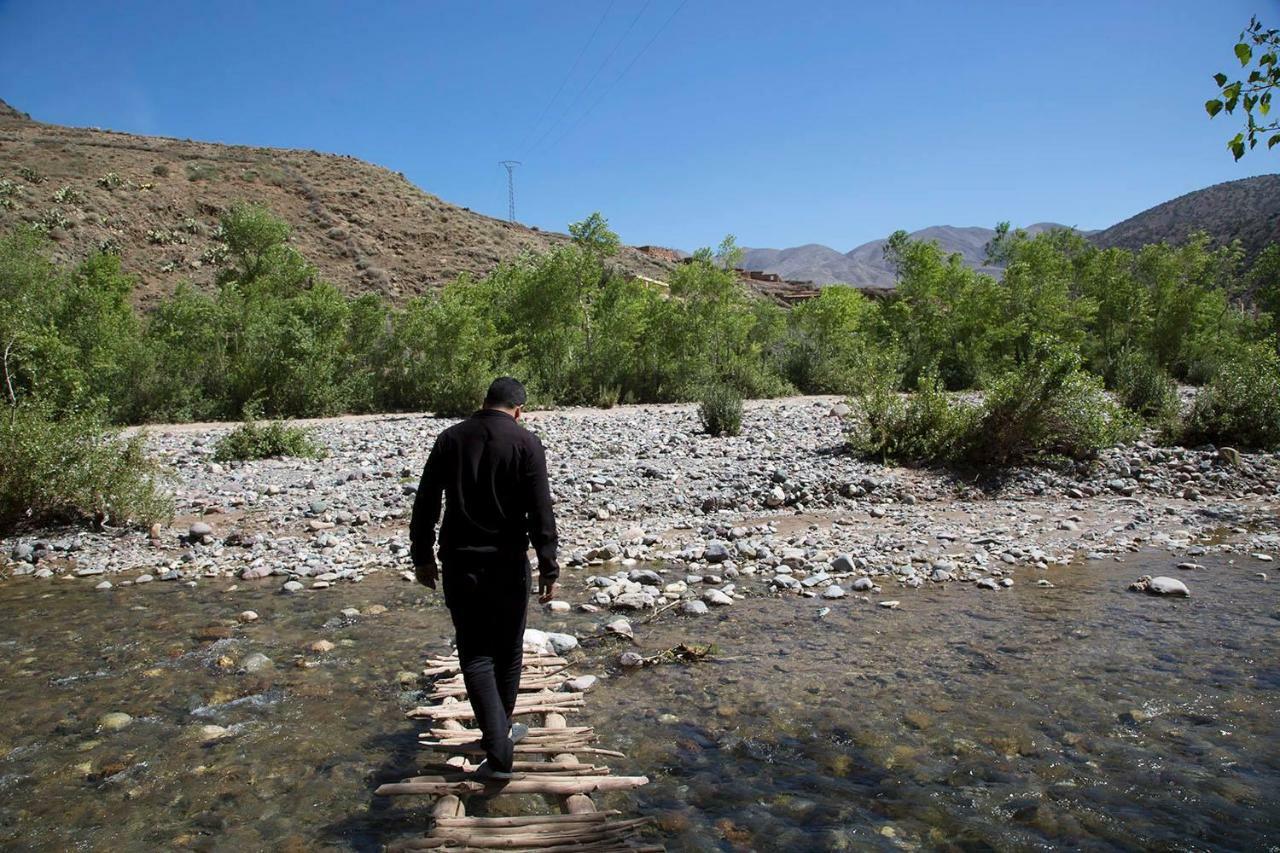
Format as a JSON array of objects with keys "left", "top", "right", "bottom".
[{"left": 410, "top": 409, "right": 559, "bottom": 582}]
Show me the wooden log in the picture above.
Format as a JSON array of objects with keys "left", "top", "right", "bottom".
[
  {"left": 391, "top": 835, "right": 660, "bottom": 850},
  {"left": 420, "top": 743, "right": 626, "bottom": 759},
  {"left": 433, "top": 717, "right": 470, "bottom": 817},
  {"left": 432, "top": 816, "right": 651, "bottom": 838},
  {"left": 423, "top": 726, "right": 593, "bottom": 738},
  {"left": 419, "top": 761, "right": 610, "bottom": 776},
  {"left": 545, "top": 711, "right": 599, "bottom": 817},
  {"left": 375, "top": 775, "right": 649, "bottom": 797},
  {"left": 423, "top": 821, "right": 651, "bottom": 847},
  {"left": 433, "top": 813, "right": 622, "bottom": 828},
  {"left": 409, "top": 699, "right": 584, "bottom": 722}
]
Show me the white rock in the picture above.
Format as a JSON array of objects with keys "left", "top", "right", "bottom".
[
  {"left": 1148, "top": 576, "right": 1190, "bottom": 597},
  {"left": 821, "top": 584, "right": 846, "bottom": 599}
]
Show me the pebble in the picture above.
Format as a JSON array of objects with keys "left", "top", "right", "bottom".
[
  {"left": 878, "top": 600, "right": 900, "bottom": 609},
  {"left": 238, "top": 611, "right": 259, "bottom": 623}
]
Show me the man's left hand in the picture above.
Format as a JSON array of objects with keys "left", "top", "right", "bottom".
[{"left": 415, "top": 559, "right": 438, "bottom": 590}]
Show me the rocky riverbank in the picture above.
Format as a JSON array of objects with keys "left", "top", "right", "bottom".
[{"left": 3, "top": 398, "right": 1278, "bottom": 614}]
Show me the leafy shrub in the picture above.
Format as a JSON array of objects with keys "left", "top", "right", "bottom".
[
  {"left": 186, "top": 162, "right": 220, "bottom": 182},
  {"left": 96, "top": 172, "right": 123, "bottom": 190},
  {"left": 51, "top": 185, "right": 83, "bottom": 205},
  {"left": 17, "top": 167, "right": 43, "bottom": 184},
  {"left": 96, "top": 237, "right": 122, "bottom": 255},
  {"left": 152, "top": 163, "right": 170, "bottom": 178},
  {"left": 964, "top": 347, "right": 1137, "bottom": 466},
  {"left": 698, "top": 384, "right": 744, "bottom": 437},
  {"left": 848, "top": 345, "right": 1136, "bottom": 467},
  {"left": 1112, "top": 347, "right": 1179, "bottom": 423},
  {"left": 0, "top": 405, "right": 173, "bottom": 532},
  {"left": 846, "top": 372, "right": 974, "bottom": 465},
  {"left": 213, "top": 409, "right": 326, "bottom": 462},
  {"left": 1178, "top": 344, "right": 1280, "bottom": 450},
  {"left": 37, "top": 208, "right": 70, "bottom": 231},
  {"left": 146, "top": 228, "right": 180, "bottom": 245}
]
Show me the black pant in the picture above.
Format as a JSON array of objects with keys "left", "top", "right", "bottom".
[{"left": 442, "top": 553, "right": 530, "bottom": 773}]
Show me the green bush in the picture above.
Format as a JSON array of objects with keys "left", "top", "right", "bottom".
[
  {"left": 213, "top": 410, "right": 326, "bottom": 462},
  {"left": 964, "top": 347, "right": 1137, "bottom": 466},
  {"left": 1112, "top": 347, "right": 1179, "bottom": 423},
  {"left": 847, "top": 345, "right": 1136, "bottom": 467},
  {"left": 96, "top": 172, "right": 123, "bottom": 190},
  {"left": 185, "top": 162, "right": 220, "bottom": 182},
  {"left": 0, "top": 406, "right": 173, "bottom": 532},
  {"left": 846, "top": 372, "right": 974, "bottom": 465},
  {"left": 1179, "top": 344, "right": 1280, "bottom": 450},
  {"left": 698, "top": 384, "right": 744, "bottom": 437}
]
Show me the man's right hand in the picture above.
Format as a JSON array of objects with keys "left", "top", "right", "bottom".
[
  {"left": 415, "top": 559, "right": 438, "bottom": 590},
  {"left": 538, "top": 576, "right": 555, "bottom": 603}
]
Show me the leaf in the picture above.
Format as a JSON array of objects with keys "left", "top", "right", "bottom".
[
  {"left": 1205, "top": 99, "right": 1224, "bottom": 117},
  {"left": 1235, "top": 43, "right": 1253, "bottom": 66},
  {"left": 1214, "top": 71, "right": 1228, "bottom": 86},
  {"left": 1268, "top": 133, "right": 1280, "bottom": 149}
]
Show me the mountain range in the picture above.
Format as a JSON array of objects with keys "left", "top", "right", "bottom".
[
  {"left": 1, "top": 97, "right": 1277, "bottom": 302},
  {"left": 742, "top": 175, "right": 1280, "bottom": 287}
]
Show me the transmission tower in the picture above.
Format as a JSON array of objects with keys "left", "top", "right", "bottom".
[{"left": 499, "top": 160, "right": 521, "bottom": 222}]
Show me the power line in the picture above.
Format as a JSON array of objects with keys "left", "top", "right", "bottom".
[
  {"left": 518, "top": 0, "right": 618, "bottom": 153},
  {"left": 542, "top": 0, "right": 689, "bottom": 154},
  {"left": 526, "top": 0, "right": 655, "bottom": 155},
  {"left": 499, "top": 160, "right": 521, "bottom": 222}
]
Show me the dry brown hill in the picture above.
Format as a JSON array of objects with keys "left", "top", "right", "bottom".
[
  {"left": 1090, "top": 174, "right": 1280, "bottom": 261},
  {"left": 0, "top": 98, "right": 674, "bottom": 306}
]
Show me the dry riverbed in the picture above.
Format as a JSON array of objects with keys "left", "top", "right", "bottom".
[{"left": 4, "top": 396, "right": 1279, "bottom": 612}]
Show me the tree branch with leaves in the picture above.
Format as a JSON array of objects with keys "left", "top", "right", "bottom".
[{"left": 1206, "top": 16, "right": 1278, "bottom": 160}]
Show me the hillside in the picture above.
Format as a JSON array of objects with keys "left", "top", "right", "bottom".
[
  {"left": 1090, "top": 174, "right": 1280, "bottom": 259},
  {"left": 0, "top": 98, "right": 674, "bottom": 305},
  {"left": 743, "top": 222, "right": 1073, "bottom": 287}
]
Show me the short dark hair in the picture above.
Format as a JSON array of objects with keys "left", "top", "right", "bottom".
[{"left": 484, "top": 376, "right": 527, "bottom": 409}]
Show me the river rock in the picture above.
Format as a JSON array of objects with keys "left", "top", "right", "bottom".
[
  {"left": 1129, "top": 575, "right": 1190, "bottom": 596},
  {"left": 619, "top": 651, "right": 644, "bottom": 667},
  {"left": 546, "top": 632, "right": 578, "bottom": 653},
  {"left": 95, "top": 580, "right": 112, "bottom": 590},
  {"left": 681, "top": 600, "right": 709, "bottom": 616},
  {"left": 241, "top": 565, "right": 273, "bottom": 580},
  {"left": 821, "top": 584, "right": 846, "bottom": 599},
  {"left": 852, "top": 577, "right": 874, "bottom": 592},
  {"left": 98, "top": 712, "right": 133, "bottom": 732},
  {"left": 238, "top": 611, "right": 259, "bottom": 623},
  {"left": 566, "top": 675, "right": 598, "bottom": 692},
  {"left": 281, "top": 580, "right": 304, "bottom": 593},
  {"left": 831, "top": 554, "right": 856, "bottom": 573},
  {"left": 241, "top": 652, "right": 273, "bottom": 672},
  {"left": 189, "top": 521, "right": 213, "bottom": 539},
  {"left": 604, "top": 618, "right": 634, "bottom": 639},
  {"left": 704, "top": 589, "right": 733, "bottom": 606},
  {"left": 309, "top": 639, "right": 335, "bottom": 653},
  {"left": 523, "top": 629, "right": 555, "bottom": 655}
]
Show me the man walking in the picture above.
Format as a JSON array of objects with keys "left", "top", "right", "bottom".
[{"left": 410, "top": 377, "right": 559, "bottom": 780}]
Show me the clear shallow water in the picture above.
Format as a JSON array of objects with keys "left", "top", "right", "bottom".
[{"left": 0, "top": 553, "right": 1277, "bottom": 852}]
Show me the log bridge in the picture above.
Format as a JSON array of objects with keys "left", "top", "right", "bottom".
[{"left": 376, "top": 651, "right": 663, "bottom": 852}]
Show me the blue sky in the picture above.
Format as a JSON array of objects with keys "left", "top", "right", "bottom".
[{"left": 0, "top": 0, "right": 1275, "bottom": 250}]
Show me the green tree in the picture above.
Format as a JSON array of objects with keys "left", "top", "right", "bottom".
[
  {"left": 218, "top": 202, "right": 292, "bottom": 283},
  {"left": 1206, "top": 16, "right": 1279, "bottom": 159},
  {"left": 568, "top": 211, "right": 620, "bottom": 258}
]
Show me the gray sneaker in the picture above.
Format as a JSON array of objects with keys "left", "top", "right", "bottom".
[
  {"left": 509, "top": 722, "right": 529, "bottom": 745},
  {"left": 471, "top": 758, "right": 513, "bottom": 781}
]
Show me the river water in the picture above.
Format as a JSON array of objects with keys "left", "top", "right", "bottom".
[{"left": 0, "top": 552, "right": 1276, "bottom": 852}]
